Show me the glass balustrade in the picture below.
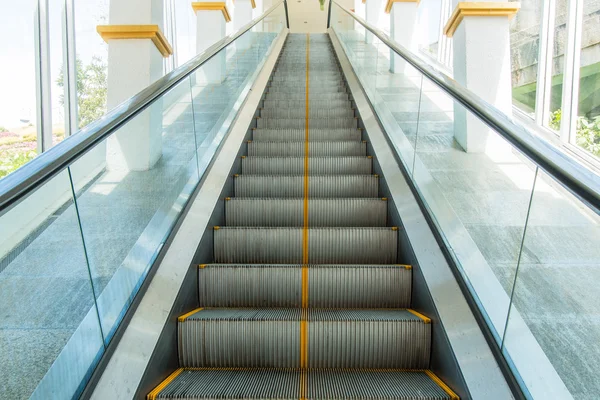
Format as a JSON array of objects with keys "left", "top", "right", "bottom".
[{"left": 0, "top": 5, "right": 286, "bottom": 399}]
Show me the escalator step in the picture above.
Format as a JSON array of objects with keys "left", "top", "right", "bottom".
[
  {"left": 252, "top": 128, "right": 361, "bottom": 142},
  {"left": 260, "top": 108, "right": 354, "bottom": 119},
  {"left": 247, "top": 141, "right": 366, "bottom": 157},
  {"left": 178, "top": 308, "right": 430, "bottom": 369},
  {"left": 150, "top": 369, "right": 455, "bottom": 399},
  {"left": 265, "top": 92, "right": 348, "bottom": 101},
  {"left": 241, "top": 157, "right": 372, "bottom": 175},
  {"left": 225, "top": 198, "right": 385, "bottom": 226},
  {"left": 234, "top": 175, "right": 378, "bottom": 198},
  {"left": 198, "top": 264, "right": 411, "bottom": 308},
  {"left": 257, "top": 117, "right": 357, "bottom": 129},
  {"left": 262, "top": 99, "right": 350, "bottom": 109},
  {"left": 213, "top": 227, "right": 397, "bottom": 264}
]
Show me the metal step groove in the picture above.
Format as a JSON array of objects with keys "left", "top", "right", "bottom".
[
  {"left": 198, "top": 264, "right": 411, "bottom": 308},
  {"left": 225, "top": 198, "right": 385, "bottom": 226},
  {"left": 247, "top": 141, "right": 366, "bottom": 157},
  {"left": 178, "top": 308, "right": 429, "bottom": 369},
  {"left": 252, "top": 128, "right": 361, "bottom": 142},
  {"left": 234, "top": 175, "right": 379, "bottom": 198},
  {"left": 213, "top": 227, "right": 397, "bottom": 264}
]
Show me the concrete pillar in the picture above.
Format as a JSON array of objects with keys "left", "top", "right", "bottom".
[
  {"left": 444, "top": 1, "right": 520, "bottom": 153},
  {"left": 234, "top": 0, "right": 255, "bottom": 49},
  {"left": 193, "top": 2, "right": 231, "bottom": 82},
  {"left": 387, "top": 0, "right": 419, "bottom": 74},
  {"left": 365, "top": 0, "right": 384, "bottom": 43},
  {"left": 99, "top": 0, "right": 173, "bottom": 171}
]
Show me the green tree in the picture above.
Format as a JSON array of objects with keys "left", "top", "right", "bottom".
[
  {"left": 57, "top": 56, "right": 108, "bottom": 129},
  {"left": 549, "top": 109, "right": 600, "bottom": 157}
]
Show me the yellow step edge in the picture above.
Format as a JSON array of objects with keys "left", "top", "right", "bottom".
[
  {"left": 391, "top": 226, "right": 398, "bottom": 231},
  {"left": 396, "top": 264, "right": 412, "bottom": 270},
  {"left": 146, "top": 368, "right": 184, "bottom": 400},
  {"left": 178, "top": 307, "right": 204, "bottom": 322},
  {"left": 382, "top": 197, "right": 388, "bottom": 201},
  {"left": 407, "top": 309, "right": 431, "bottom": 324},
  {"left": 198, "top": 264, "right": 207, "bottom": 269},
  {"left": 214, "top": 226, "right": 220, "bottom": 230},
  {"left": 424, "top": 370, "right": 460, "bottom": 399}
]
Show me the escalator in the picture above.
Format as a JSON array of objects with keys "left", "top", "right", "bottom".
[{"left": 146, "top": 33, "right": 458, "bottom": 400}]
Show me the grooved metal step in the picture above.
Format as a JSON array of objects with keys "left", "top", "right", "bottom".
[
  {"left": 198, "top": 264, "right": 411, "bottom": 308},
  {"left": 257, "top": 118, "right": 357, "bottom": 129},
  {"left": 262, "top": 100, "right": 351, "bottom": 109},
  {"left": 178, "top": 308, "right": 430, "bottom": 368},
  {"left": 213, "top": 227, "right": 397, "bottom": 264},
  {"left": 260, "top": 108, "right": 354, "bottom": 119},
  {"left": 241, "top": 156, "right": 372, "bottom": 175},
  {"left": 265, "top": 92, "right": 348, "bottom": 101},
  {"left": 252, "top": 128, "right": 361, "bottom": 142},
  {"left": 151, "top": 369, "right": 454, "bottom": 399},
  {"left": 225, "top": 198, "right": 385, "bottom": 226},
  {"left": 247, "top": 141, "right": 366, "bottom": 157},
  {"left": 234, "top": 175, "right": 379, "bottom": 198}
]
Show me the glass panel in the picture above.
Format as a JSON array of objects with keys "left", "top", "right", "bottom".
[
  {"left": 503, "top": 168, "right": 600, "bottom": 398},
  {"left": 510, "top": 0, "right": 544, "bottom": 115},
  {"left": 574, "top": 0, "right": 600, "bottom": 158},
  {"left": 0, "top": 169, "right": 104, "bottom": 399},
  {"left": 70, "top": 76, "right": 201, "bottom": 342},
  {"left": 0, "top": 1, "right": 40, "bottom": 179},
  {"left": 547, "top": 0, "right": 569, "bottom": 131},
  {"left": 74, "top": 0, "right": 109, "bottom": 129},
  {"left": 417, "top": 0, "right": 443, "bottom": 58},
  {"left": 70, "top": 11, "right": 284, "bottom": 342},
  {"left": 412, "top": 86, "right": 537, "bottom": 342}
]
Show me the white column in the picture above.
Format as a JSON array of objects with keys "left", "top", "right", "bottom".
[
  {"left": 193, "top": 2, "right": 230, "bottom": 82},
  {"left": 445, "top": 2, "right": 519, "bottom": 153},
  {"left": 253, "top": 0, "right": 264, "bottom": 31},
  {"left": 354, "top": 0, "right": 365, "bottom": 18},
  {"left": 365, "top": 0, "right": 384, "bottom": 43},
  {"left": 102, "top": 0, "right": 170, "bottom": 171},
  {"left": 234, "top": 0, "right": 254, "bottom": 49},
  {"left": 388, "top": 0, "right": 419, "bottom": 73}
]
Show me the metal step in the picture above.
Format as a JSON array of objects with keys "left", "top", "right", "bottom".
[
  {"left": 241, "top": 157, "right": 372, "bottom": 175},
  {"left": 265, "top": 92, "right": 348, "bottom": 101},
  {"left": 260, "top": 108, "right": 354, "bottom": 119},
  {"left": 234, "top": 175, "right": 379, "bottom": 198},
  {"left": 257, "top": 118, "right": 357, "bottom": 129},
  {"left": 213, "top": 227, "right": 397, "bottom": 264},
  {"left": 178, "top": 308, "right": 430, "bottom": 368},
  {"left": 149, "top": 369, "right": 454, "bottom": 399},
  {"left": 225, "top": 198, "right": 385, "bottom": 226},
  {"left": 262, "top": 99, "right": 351, "bottom": 109},
  {"left": 247, "top": 141, "right": 366, "bottom": 157},
  {"left": 198, "top": 264, "right": 411, "bottom": 307},
  {"left": 252, "top": 128, "right": 361, "bottom": 142}
]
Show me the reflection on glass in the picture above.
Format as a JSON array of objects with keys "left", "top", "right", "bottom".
[
  {"left": 74, "top": 0, "right": 109, "bottom": 129},
  {"left": 0, "top": 170, "right": 104, "bottom": 399},
  {"left": 503, "top": 168, "right": 600, "bottom": 399},
  {"left": 50, "top": 0, "right": 66, "bottom": 146},
  {"left": 0, "top": 1, "right": 39, "bottom": 179},
  {"left": 547, "top": 0, "right": 569, "bottom": 131},
  {"left": 510, "top": 0, "right": 543, "bottom": 115},
  {"left": 574, "top": 0, "right": 600, "bottom": 158}
]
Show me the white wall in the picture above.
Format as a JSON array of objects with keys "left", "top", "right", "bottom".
[{"left": 287, "top": 0, "right": 352, "bottom": 33}]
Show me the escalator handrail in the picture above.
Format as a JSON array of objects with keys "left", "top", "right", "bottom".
[
  {"left": 0, "top": 0, "right": 286, "bottom": 212},
  {"left": 331, "top": 1, "right": 600, "bottom": 212}
]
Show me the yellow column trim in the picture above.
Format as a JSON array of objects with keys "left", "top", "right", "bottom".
[
  {"left": 97, "top": 25, "right": 173, "bottom": 57},
  {"left": 384, "top": 0, "right": 420, "bottom": 14},
  {"left": 192, "top": 2, "right": 232, "bottom": 22},
  {"left": 443, "top": 2, "right": 520, "bottom": 38}
]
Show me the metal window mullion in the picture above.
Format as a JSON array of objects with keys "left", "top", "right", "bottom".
[
  {"left": 535, "top": 0, "right": 556, "bottom": 127},
  {"left": 559, "top": 0, "right": 584, "bottom": 143},
  {"left": 63, "top": 0, "right": 78, "bottom": 136},
  {"left": 34, "top": 0, "right": 53, "bottom": 153}
]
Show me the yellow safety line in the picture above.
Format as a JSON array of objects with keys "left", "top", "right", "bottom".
[
  {"left": 299, "top": 33, "right": 310, "bottom": 400},
  {"left": 146, "top": 368, "right": 184, "bottom": 400},
  {"left": 177, "top": 307, "right": 204, "bottom": 322},
  {"left": 424, "top": 370, "right": 460, "bottom": 399},
  {"left": 406, "top": 308, "right": 431, "bottom": 324}
]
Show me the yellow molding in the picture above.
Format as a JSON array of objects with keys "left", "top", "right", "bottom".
[
  {"left": 407, "top": 308, "right": 431, "bottom": 324},
  {"left": 384, "top": 0, "right": 420, "bottom": 14},
  {"left": 444, "top": 2, "right": 520, "bottom": 37},
  {"left": 424, "top": 370, "right": 460, "bottom": 399},
  {"left": 97, "top": 25, "right": 173, "bottom": 57},
  {"left": 177, "top": 307, "right": 204, "bottom": 322},
  {"left": 192, "top": 2, "right": 232, "bottom": 22},
  {"left": 147, "top": 368, "right": 184, "bottom": 400}
]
